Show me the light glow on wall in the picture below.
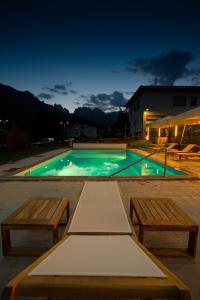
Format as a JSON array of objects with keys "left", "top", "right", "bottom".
[
  {"left": 174, "top": 126, "right": 178, "bottom": 137},
  {"left": 158, "top": 128, "right": 161, "bottom": 137},
  {"left": 146, "top": 127, "right": 150, "bottom": 140}
]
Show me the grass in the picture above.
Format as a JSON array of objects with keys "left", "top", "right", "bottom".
[
  {"left": 0, "top": 144, "right": 68, "bottom": 165},
  {"left": 127, "top": 139, "right": 150, "bottom": 148}
]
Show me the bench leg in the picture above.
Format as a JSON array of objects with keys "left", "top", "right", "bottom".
[
  {"left": 139, "top": 226, "right": 144, "bottom": 244},
  {"left": 53, "top": 229, "right": 59, "bottom": 244},
  {"left": 130, "top": 200, "right": 133, "bottom": 219},
  {"left": 1, "top": 225, "right": 11, "bottom": 256},
  {"left": 66, "top": 204, "right": 69, "bottom": 222},
  {"left": 188, "top": 229, "right": 198, "bottom": 257}
]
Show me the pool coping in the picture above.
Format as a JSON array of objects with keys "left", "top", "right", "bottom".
[
  {"left": 0, "top": 147, "right": 198, "bottom": 181},
  {"left": 0, "top": 173, "right": 198, "bottom": 182}
]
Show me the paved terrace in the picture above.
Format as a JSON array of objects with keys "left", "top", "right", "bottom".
[{"left": 0, "top": 149, "right": 200, "bottom": 299}]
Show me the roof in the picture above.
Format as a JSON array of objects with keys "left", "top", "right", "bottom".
[
  {"left": 147, "top": 106, "right": 200, "bottom": 128},
  {"left": 126, "top": 85, "right": 200, "bottom": 107}
]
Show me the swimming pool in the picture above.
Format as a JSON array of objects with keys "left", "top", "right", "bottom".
[{"left": 18, "top": 150, "right": 185, "bottom": 177}]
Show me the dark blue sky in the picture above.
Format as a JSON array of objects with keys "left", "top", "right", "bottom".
[{"left": 1, "top": 0, "right": 200, "bottom": 112}]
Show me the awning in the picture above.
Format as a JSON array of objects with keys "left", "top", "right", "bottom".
[{"left": 147, "top": 106, "right": 200, "bottom": 128}]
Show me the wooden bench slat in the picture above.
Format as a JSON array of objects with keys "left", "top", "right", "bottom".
[
  {"left": 150, "top": 199, "right": 170, "bottom": 221},
  {"left": 162, "top": 201, "right": 185, "bottom": 223},
  {"left": 39, "top": 200, "right": 60, "bottom": 220},
  {"left": 15, "top": 200, "right": 42, "bottom": 220},
  {"left": 134, "top": 199, "right": 155, "bottom": 222},
  {"left": 31, "top": 200, "right": 50, "bottom": 220}
]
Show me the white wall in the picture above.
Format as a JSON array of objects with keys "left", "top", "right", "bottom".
[{"left": 128, "top": 91, "right": 200, "bottom": 137}]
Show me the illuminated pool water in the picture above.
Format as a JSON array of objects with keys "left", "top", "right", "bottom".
[{"left": 20, "top": 150, "right": 185, "bottom": 177}]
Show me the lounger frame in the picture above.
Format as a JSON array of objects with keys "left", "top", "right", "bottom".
[
  {"left": 167, "top": 144, "right": 196, "bottom": 156},
  {"left": 175, "top": 152, "right": 200, "bottom": 160},
  {"left": 2, "top": 235, "right": 191, "bottom": 300}
]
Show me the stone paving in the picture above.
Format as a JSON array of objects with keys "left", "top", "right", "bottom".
[
  {"left": 134, "top": 148, "right": 200, "bottom": 178},
  {"left": 0, "top": 148, "right": 67, "bottom": 176}
]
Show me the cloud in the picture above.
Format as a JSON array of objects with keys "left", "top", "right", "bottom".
[
  {"left": 74, "top": 101, "right": 81, "bottom": 106},
  {"left": 43, "top": 81, "right": 77, "bottom": 95},
  {"left": 37, "top": 93, "right": 54, "bottom": 100},
  {"left": 125, "top": 91, "right": 134, "bottom": 95},
  {"left": 187, "top": 69, "right": 200, "bottom": 85},
  {"left": 70, "top": 89, "right": 78, "bottom": 94},
  {"left": 54, "top": 84, "right": 67, "bottom": 91},
  {"left": 126, "top": 49, "right": 200, "bottom": 85},
  {"left": 46, "top": 87, "right": 68, "bottom": 94},
  {"left": 192, "top": 77, "right": 200, "bottom": 85},
  {"left": 82, "top": 91, "right": 128, "bottom": 112}
]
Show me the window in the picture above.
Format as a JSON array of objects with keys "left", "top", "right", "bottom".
[
  {"left": 173, "top": 96, "right": 187, "bottom": 106},
  {"left": 190, "top": 96, "right": 197, "bottom": 107}
]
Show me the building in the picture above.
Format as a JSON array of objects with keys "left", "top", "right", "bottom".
[
  {"left": 126, "top": 85, "right": 200, "bottom": 138},
  {"left": 67, "top": 123, "right": 97, "bottom": 140}
]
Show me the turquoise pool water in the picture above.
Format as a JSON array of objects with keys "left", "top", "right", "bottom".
[{"left": 23, "top": 150, "right": 185, "bottom": 177}]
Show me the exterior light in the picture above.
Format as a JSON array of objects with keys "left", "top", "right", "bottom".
[
  {"left": 60, "top": 121, "right": 63, "bottom": 125},
  {"left": 145, "top": 108, "right": 149, "bottom": 111}
]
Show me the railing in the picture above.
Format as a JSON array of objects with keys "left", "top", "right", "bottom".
[{"left": 110, "top": 146, "right": 168, "bottom": 177}]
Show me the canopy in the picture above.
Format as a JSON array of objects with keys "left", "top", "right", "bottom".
[{"left": 147, "top": 106, "right": 200, "bottom": 128}]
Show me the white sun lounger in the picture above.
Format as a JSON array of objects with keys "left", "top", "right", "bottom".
[
  {"left": 167, "top": 143, "right": 196, "bottom": 155},
  {"left": 67, "top": 181, "right": 132, "bottom": 234},
  {"left": 3, "top": 235, "right": 191, "bottom": 300}
]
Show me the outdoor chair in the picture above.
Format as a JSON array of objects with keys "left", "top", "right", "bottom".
[
  {"left": 2, "top": 234, "right": 191, "bottom": 300},
  {"left": 175, "top": 150, "right": 200, "bottom": 160},
  {"left": 166, "top": 142, "right": 178, "bottom": 150},
  {"left": 167, "top": 143, "right": 196, "bottom": 156},
  {"left": 67, "top": 181, "right": 133, "bottom": 235}
]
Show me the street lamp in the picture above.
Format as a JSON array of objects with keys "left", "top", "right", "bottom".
[
  {"left": 59, "top": 121, "right": 70, "bottom": 129},
  {"left": 0, "top": 119, "right": 9, "bottom": 126}
]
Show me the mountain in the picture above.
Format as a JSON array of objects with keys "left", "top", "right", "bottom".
[
  {"left": 74, "top": 107, "right": 119, "bottom": 126},
  {"left": 0, "top": 83, "right": 69, "bottom": 139}
]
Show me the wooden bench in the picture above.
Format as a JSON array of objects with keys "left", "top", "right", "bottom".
[
  {"left": 130, "top": 197, "right": 199, "bottom": 257},
  {"left": 1, "top": 197, "right": 69, "bottom": 256}
]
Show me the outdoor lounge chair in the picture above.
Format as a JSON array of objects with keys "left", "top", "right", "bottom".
[
  {"left": 67, "top": 181, "right": 133, "bottom": 235},
  {"left": 174, "top": 150, "right": 200, "bottom": 160},
  {"left": 166, "top": 142, "right": 178, "bottom": 150},
  {"left": 167, "top": 143, "right": 196, "bottom": 155},
  {"left": 2, "top": 234, "right": 191, "bottom": 300}
]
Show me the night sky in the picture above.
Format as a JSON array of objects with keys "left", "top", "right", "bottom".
[{"left": 1, "top": 0, "right": 200, "bottom": 112}]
